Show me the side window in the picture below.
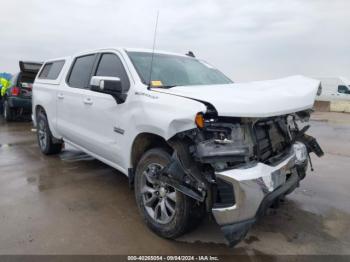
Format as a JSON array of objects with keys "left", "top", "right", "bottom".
[
  {"left": 95, "top": 53, "right": 130, "bottom": 91},
  {"left": 338, "top": 85, "right": 350, "bottom": 94},
  {"left": 39, "top": 64, "right": 52, "bottom": 79},
  {"left": 39, "top": 61, "right": 65, "bottom": 80},
  {"left": 68, "top": 55, "right": 96, "bottom": 89}
]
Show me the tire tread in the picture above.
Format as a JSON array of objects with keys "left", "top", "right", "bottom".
[
  {"left": 36, "top": 111, "right": 63, "bottom": 155},
  {"left": 134, "top": 148, "right": 197, "bottom": 239}
]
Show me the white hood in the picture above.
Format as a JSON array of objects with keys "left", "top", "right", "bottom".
[{"left": 153, "top": 75, "right": 320, "bottom": 117}]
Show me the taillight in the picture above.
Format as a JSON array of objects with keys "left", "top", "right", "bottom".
[{"left": 11, "top": 87, "right": 20, "bottom": 96}]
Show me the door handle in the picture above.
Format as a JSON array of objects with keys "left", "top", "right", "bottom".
[
  {"left": 83, "top": 98, "right": 93, "bottom": 105},
  {"left": 57, "top": 93, "right": 64, "bottom": 99}
]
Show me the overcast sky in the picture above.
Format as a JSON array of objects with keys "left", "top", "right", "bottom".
[{"left": 0, "top": 0, "right": 349, "bottom": 81}]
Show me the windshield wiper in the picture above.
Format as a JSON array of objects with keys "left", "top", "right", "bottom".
[
  {"left": 161, "top": 85, "right": 177, "bottom": 88},
  {"left": 148, "top": 85, "right": 177, "bottom": 89}
]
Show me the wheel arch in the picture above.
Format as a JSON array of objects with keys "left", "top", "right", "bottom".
[
  {"left": 35, "top": 104, "right": 46, "bottom": 116},
  {"left": 34, "top": 104, "right": 61, "bottom": 140},
  {"left": 130, "top": 132, "right": 173, "bottom": 171},
  {"left": 33, "top": 104, "right": 46, "bottom": 126}
]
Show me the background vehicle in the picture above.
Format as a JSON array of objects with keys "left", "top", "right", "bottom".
[
  {"left": 2, "top": 61, "right": 42, "bottom": 121},
  {"left": 315, "top": 76, "right": 350, "bottom": 101},
  {"left": 33, "top": 48, "right": 323, "bottom": 246}
]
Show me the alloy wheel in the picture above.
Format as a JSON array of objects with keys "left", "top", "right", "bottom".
[
  {"left": 141, "top": 163, "right": 177, "bottom": 224},
  {"left": 38, "top": 120, "right": 47, "bottom": 150}
]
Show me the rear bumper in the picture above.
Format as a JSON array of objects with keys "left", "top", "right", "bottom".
[
  {"left": 7, "top": 97, "right": 32, "bottom": 110},
  {"left": 212, "top": 148, "right": 304, "bottom": 245}
]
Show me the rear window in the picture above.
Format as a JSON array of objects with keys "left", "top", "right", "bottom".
[
  {"left": 39, "top": 60, "right": 65, "bottom": 80},
  {"left": 20, "top": 62, "right": 42, "bottom": 73},
  {"left": 19, "top": 75, "right": 35, "bottom": 85}
]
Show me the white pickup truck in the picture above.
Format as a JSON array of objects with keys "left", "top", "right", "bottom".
[{"left": 33, "top": 48, "right": 323, "bottom": 246}]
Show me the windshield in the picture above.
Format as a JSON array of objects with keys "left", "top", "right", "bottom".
[{"left": 127, "top": 52, "right": 233, "bottom": 87}]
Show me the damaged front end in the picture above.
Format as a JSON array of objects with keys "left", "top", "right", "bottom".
[{"left": 161, "top": 108, "right": 324, "bottom": 246}]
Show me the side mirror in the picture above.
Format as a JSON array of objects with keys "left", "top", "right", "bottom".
[{"left": 90, "top": 76, "right": 127, "bottom": 103}]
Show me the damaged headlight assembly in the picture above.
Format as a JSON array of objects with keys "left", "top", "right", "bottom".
[
  {"left": 192, "top": 112, "right": 253, "bottom": 171},
  {"left": 191, "top": 109, "right": 323, "bottom": 171}
]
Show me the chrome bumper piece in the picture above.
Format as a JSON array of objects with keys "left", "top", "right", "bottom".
[{"left": 212, "top": 150, "right": 301, "bottom": 226}]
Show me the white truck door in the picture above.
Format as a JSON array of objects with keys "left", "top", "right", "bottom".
[
  {"left": 77, "top": 52, "right": 131, "bottom": 166},
  {"left": 56, "top": 54, "right": 98, "bottom": 146}
]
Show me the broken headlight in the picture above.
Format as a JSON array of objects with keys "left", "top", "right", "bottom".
[{"left": 192, "top": 119, "right": 253, "bottom": 170}]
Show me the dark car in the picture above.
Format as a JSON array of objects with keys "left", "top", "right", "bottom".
[{"left": 2, "top": 61, "right": 42, "bottom": 121}]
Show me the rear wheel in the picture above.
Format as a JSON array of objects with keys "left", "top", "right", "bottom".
[
  {"left": 3, "top": 100, "right": 13, "bottom": 121},
  {"left": 134, "top": 148, "right": 195, "bottom": 239},
  {"left": 36, "top": 111, "right": 63, "bottom": 155}
]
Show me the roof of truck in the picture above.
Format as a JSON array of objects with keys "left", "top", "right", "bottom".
[
  {"left": 44, "top": 56, "right": 71, "bottom": 63},
  {"left": 42, "top": 47, "right": 194, "bottom": 64},
  {"left": 124, "top": 48, "right": 190, "bottom": 57},
  {"left": 70, "top": 47, "right": 190, "bottom": 58}
]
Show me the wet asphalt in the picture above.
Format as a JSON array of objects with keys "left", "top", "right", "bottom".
[{"left": 0, "top": 114, "right": 349, "bottom": 255}]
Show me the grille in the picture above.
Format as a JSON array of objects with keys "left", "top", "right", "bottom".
[
  {"left": 253, "top": 119, "right": 290, "bottom": 163},
  {"left": 213, "top": 177, "right": 235, "bottom": 208}
]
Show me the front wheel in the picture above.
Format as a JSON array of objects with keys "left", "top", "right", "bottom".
[{"left": 134, "top": 148, "right": 195, "bottom": 239}]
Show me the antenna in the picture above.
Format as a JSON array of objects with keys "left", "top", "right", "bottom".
[
  {"left": 186, "top": 51, "right": 195, "bottom": 57},
  {"left": 148, "top": 10, "right": 160, "bottom": 88}
]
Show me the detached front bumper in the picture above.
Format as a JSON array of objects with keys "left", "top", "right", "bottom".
[{"left": 212, "top": 148, "right": 304, "bottom": 246}]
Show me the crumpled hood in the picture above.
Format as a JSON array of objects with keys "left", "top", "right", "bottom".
[{"left": 153, "top": 75, "right": 320, "bottom": 117}]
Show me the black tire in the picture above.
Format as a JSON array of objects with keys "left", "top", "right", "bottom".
[
  {"left": 134, "top": 148, "right": 195, "bottom": 239},
  {"left": 36, "top": 111, "right": 63, "bottom": 155},
  {"left": 0, "top": 99, "right": 3, "bottom": 115},
  {"left": 3, "top": 100, "right": 13, "bottom": 121}
]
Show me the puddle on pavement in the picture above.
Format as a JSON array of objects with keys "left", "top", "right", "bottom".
[
  {"left": 247, "top": 200, "right": 350, "bottom": 254},
  {"left": 177, "top": 198, "right": 350, "bottom": 254},
  {"left": 0, "top": 140, "right": 36, "bottom": 148},
  {"left": 24, "top": 147, "right": 120, "bottom": 192}
]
